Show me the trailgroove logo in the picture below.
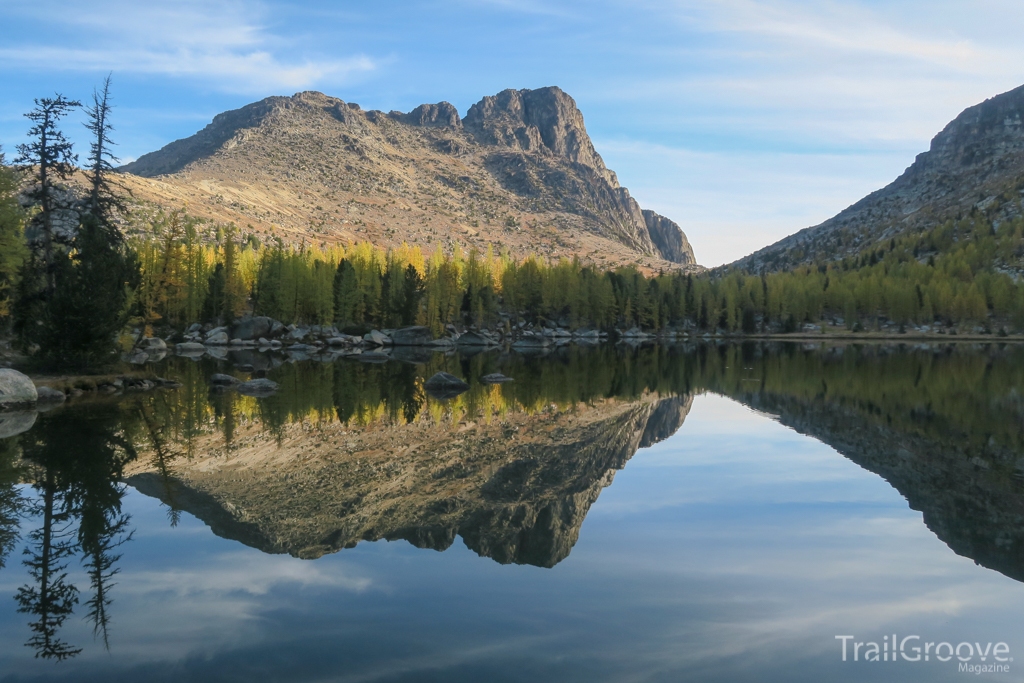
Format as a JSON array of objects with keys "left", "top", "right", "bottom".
[{"left": 836, "top": 635, "right": 1012, "bottom": 673}]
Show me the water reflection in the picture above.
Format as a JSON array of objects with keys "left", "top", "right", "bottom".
[
  {"left": 2, "top": 342, "right": 1024, "bottom": 663},
  {"left": 6, "top": 406, "right": 135, "bottom": 659}
]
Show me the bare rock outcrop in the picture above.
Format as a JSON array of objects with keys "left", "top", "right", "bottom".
[
  {"left": 643, "top": 210, "right": 696, "bottom": 266},
  {"left": 396, "top": 102, "right": 462, "bottom": 128},
  {"left": 464, "top": 87, "right": 617, "bottom": 185}
]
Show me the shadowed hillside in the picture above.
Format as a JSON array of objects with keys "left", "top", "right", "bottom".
[{"left": 734, "top": 84, "right": 1024, "bottom": 273}]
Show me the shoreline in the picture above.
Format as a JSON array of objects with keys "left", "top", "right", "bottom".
[{"left": 6, "top": 330, "right": 1021, "bottom": 387}]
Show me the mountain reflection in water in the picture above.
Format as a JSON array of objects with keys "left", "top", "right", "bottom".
[{"left": 2, "top": 342, "right": 1024, "bottom": 661}]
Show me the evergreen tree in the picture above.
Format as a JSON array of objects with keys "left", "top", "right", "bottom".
[
  {"left": 400, "top": 263, "right": 424, "bottom": 326},
  {"left": 15, "top": 95, "right": 80, "bottom": 295},
  {"left": 37, "top": 214, "right": 137, "bottom": 367},
  {"left": 0, "top": 149, "right": 28, "bottom": 324},
  {"left": 83, "top": 76, "right": 123, "bottom": 223},
  {"left": 333, "top": 258, "right": 360, "bottom": 326},
  {"left": 29, "top": 83, "right": 138, "bottom": 368},
  {"left": 13, "top": 96, "right": 80, "bottom": 350}
]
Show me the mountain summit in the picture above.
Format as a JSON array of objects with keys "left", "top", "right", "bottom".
[
  {"left": 733, "top": 83, "right": 1024, "bottom": 272},
  {"left": 119, "top": 87, "right": 696, "bottom": 269}
]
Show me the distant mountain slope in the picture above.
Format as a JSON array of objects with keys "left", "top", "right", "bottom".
[
  {"left": 118, "top": 87, "right": 697, "bottom": 270},
  {"left": 732, "top": 84, "right": 1024, "bottom": 272}
]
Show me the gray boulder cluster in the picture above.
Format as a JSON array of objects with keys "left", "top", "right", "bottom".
[
  {"left": 171, "top": 315, "right": 614, "bottom": 362},
  {"left": 163, "top": 315, "right": 691, "bottom": 365},
  {"left": 0, "top": 368, "right": 180, "bottom": 439}
]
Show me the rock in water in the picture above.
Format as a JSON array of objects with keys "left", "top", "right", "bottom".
[
  {"left": 232, "top": 316, "right": 276, "bottom": 341},
  {"left": 456, "top": 331, "right": 498, "bottom": 347},
  {"left": 424, "top": 372, "right": 470, "bottom": 399},
  {"left": 236, "top": 378, "right": 279, "bottom": 396},
  {"left": 363, "top": 330, "right": 390, "bottom": 346},
  {"left": 0, "top": 369, "right": 38, "bottom": 407},
  {"left": 389, "top": 326, "right": 432, "bottom": 346},
  {"left": 210, "top": 374, "right": 240, "bottom": 386},
  {"left": 138, "top": 336, "right": 168, "bottom": 352},
  {"left": 205, "top": 330, "right": 229, "bottom": 345},
  {"left": 0, "top": 411, "right": 36, "bottom": 439},
  {"left": 480, "top": 373, "right": 514, "bottom": 384},
  {"left": 35, "top": 386, "right": 67, "bottom": 403}
]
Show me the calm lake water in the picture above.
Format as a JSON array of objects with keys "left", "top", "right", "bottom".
[{"left": 1, "top": 342, "right": 1023, "bottom": 682}]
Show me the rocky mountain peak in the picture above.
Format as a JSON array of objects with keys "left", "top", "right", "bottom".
[
  {"left": 464, "top": 86, "right": 618, "bottom": 186},
  {"left": 393, "top": 101, "right": 462, "bottom": 128},
  {"left": 922, "top": 82, "right": 1024, "bottom": 170}
]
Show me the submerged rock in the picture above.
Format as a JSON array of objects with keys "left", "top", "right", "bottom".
[
  {"left": 0, "top": 369, "right": 37, "bottom": 407},
  {"left": 210, "top": 374, "right": 240, "bottom": 386},
  {"left": 480, "top": 373, "right": 514, "bottom": 384}
]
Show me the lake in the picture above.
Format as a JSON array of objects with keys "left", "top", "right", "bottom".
[{"left": 1, "top": 342, "right": 1023, "bottom": 682}]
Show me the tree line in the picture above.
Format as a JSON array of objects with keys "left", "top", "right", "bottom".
[
  {"left": 124, "top": 213, "right": 1024, "bottom": 337},
  {"left": 3, "top": 84, "right": 1024, "bottom": 370}
]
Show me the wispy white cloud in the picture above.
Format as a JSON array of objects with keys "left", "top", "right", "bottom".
[
  {"left": 2, "top": 0, "right": 376, "bottom": 94},
  {"left": 573, "top": 0, "right": 1024, "bottom": 264},
  {"left": 456, "top": 0, "right": 582, "bottom": 18},
  {"left": 687, "top": 0, "right": 980, "bottom": 67}
]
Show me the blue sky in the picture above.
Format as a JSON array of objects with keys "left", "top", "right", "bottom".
[{"left": 2, "top": 1, "right": 1023, "bottom": 266}]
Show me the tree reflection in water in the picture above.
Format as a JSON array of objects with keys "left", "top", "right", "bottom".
[{"left": 13, "top": 405, "right": 135, "bottom": 659}]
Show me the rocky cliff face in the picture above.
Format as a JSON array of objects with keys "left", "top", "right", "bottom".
[
  {"left": 119, "top": 87, "right": 697, "bottom": 270},
  {"left": 733, "top": 83, "right": 1024, "bottom": 272},
  {"left": 463, "top": 87, "right": 617, "bottom": 185},
  {"left": 126, "top": 393, "right": 693, "bottom": 567},
  {"left": 642, "top": 210, "right": 696, "bottom": 266}
]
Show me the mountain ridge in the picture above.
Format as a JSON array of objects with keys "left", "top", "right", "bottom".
[
  {"left": 731, "top": 83, "right": 1024, "bottom": 273},
  {"left": 118, "top": 87, "right": 696, "bottom": 271}
]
